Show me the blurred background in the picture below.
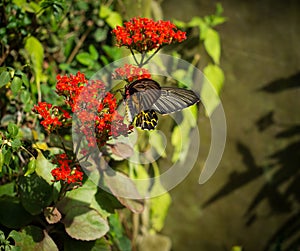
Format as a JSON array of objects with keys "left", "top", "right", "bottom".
[{"left": 161, "top": 0, "right": 300, "bottom": 250}]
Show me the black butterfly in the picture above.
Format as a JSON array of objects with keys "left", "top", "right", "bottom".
[{"left": 124, "top": 78, "right": 199, "bottom": 130}]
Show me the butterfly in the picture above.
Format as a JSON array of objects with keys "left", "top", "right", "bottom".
[{"left": 124, "top": 78, "right": 199, "bottom": 130}]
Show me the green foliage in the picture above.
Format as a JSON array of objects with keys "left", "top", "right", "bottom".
[
  {"left": 174, "top": 3, "right": 226, "bottom": 115},
  {"left": 0, "top": 0, "right": 226, "bottom": 250}
]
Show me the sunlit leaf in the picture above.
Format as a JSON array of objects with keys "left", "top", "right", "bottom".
[
  {"left": 13, "top": 0, "right": 40, "bottom": 13},
  {"left": 0, "top": 71, "right": 11, "bottom": 88},
  {"left": 8, "top": 123, "right": 19, "bottom": 138},
  {"left": 24, "top": 157, "right": 36, "bottom": 176},
  {"left": 76, "top": 52, "right": 94, "bottom": 66},
  {"left": 149, "top": 131, "right": 166, "bottom": 158},
  {"left": 187, "top": 16, "right": 203, "bottom": 27},
  {"left": 89, "top": 44, "right": 99, "bottom": 61},
  {"left": 14, "top": 225, "right": 58, "bottom": 250},
  {"left": 63, "top": 206, "right": 109, "bottom": 241},
  {"left": 11, "top": 76, "right": 22, "bottom": 95},
  {"left": 99, "top": 5, "right": 122, "bottom": 28},
  {"left": 204, "top": 28, "right": 221, "bottom": 64},
  {"left": 25, "top": 36, "right": 44, "bottom": 89},
  {"left": 57, "top": 178, "right": 98, "bottom": 214},
  {"left": 35, "top": 150, "right": 56, "bottom": 184},
  {"left": 103, "top": 170, "right": 144, "bottom": 213},
  {"left": 150, "top": 190, "right": 171, "bottom": 232},
  {"left": 201, "top": 64, "right": 224, "bottom": 115},
  {"left": 106, "top": 12, "right": 123, "bottom": 29}
]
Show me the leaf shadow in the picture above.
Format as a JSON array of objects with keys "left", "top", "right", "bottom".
[{"left": 203, "top": 71, "right": 300, "bottom": 250}]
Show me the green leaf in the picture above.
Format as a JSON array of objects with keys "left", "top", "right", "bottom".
[
  {"left": 64, "top": 237, "right": 111, "bottom": 251},
  {"left": 94, "top": 27, "right": 108, "bottom": 42},
  {"left": 8, "top": 230, "right": 22, "bottom": 243},
  {"left": 35, "top": 150, "right": 56, "bottom": 184},
  {"left": 76, "top": 52, "right": 94, "bottom": 66},
  {"left": 11, "top": 139, "right": 22, "bottom": 150},
  {"left": 89, "top": 45, "right": 99, "bottom": 61},
  {"left": 0, "top": 71, "right": 11, "bottom": 88},
  {"left": 201, "top": 64, "right": 224, "bottom": 116},
  {"left": 11, "top": 76, "right": 22, "bottom": 95},
  {"left": 99, "top": 5, "right": 111, "bottom": 19},
  {"left": 3, "top": 148, "right": 12, "bottom": 166},
  {"left": 99, "top": 5, "right": 122, "bottom": 28},
  {"left": 150, "top": 192, "right": 171, "bottom": 232},
  {"left": 14, "top": 225, "right": 58, "bottom": 250},
  {"left": 0, "top": 197, "right": 34, "bottom": 228},
  {"left": 0, "top": 181, "right": 15, "bottom": 197},
  {"left": 57, "top": 178, "right": 98, "bottom": 214},
  {"left": 108, "top": 214, "right": 131, "bottom": 251},
  {"left": 19, "top": 174, "right": 53, "bottom": 215},
  {"left": 204, "top": 28, "right": 221, "bottom": 64},
  {"left": 24, "top": 157, "right": 36, "bottom": 176},
  {"left": 0, "top": 150, "right": 4, "bottom": 173},
  {"left": 21, "top": 73, "right": 29, "bottom": 87},
  {"left": 187, "top": 16, "right": 203, "bottom": 27},
  {"left": 63, "top": 206, "right": 109, "bottom": 241},
  {"left": 102, "top": 45, "right": 123, "bottom": 61},
  {"left": 149, "top": 131, "right": 166, "bottom": 158},
  {"left": 171, "top": 107, "right": 197, "bottom": 163},
  {"left": 102, "top": 170, "right": 144, "bottom": 213},
  {"left": 13, "top": 0, "right": 40, "bottom": 13},
  {"left": 210, "top": 16, "right": 227, "bottom": 26},
  {"left": 20, "top": 90, "right": 31, "bottom": 104},
  {"left": 106, "top": 12, "right": 123, "bottom": 29},
  {"left": 149, "top": 164, "right": 172, "bottom": 232},
  {"left": 203, "top": 64, "right": 224, "bottom": 95},
  {"left": 25, "top": 36, "right": 44, "bottom": 85},
  {"left": 8, "top": 123, "right": 19, "bottom": 138}
]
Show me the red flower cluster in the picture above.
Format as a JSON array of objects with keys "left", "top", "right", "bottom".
[
  {"left": 32, "top": 102, "right": 71, "bottom": 132},
  {"left": 75, "top": 79, "right": 132, "bottom": 148},
  {"left": 51, "top": 153, "right": 83, "bottom": 184},
  {"left": 112, "top": 17, "right": 186, "bottom": 53},
  {"left": 56, "top": 72, "right": 88, "bottom": 112},
  {"left": 113, "top": 64, "right": 151, "bottom": 82}
]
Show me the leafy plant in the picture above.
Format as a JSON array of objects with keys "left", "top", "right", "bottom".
[{"left": 0, "top": 0, "right": 226, "bottom": 250}]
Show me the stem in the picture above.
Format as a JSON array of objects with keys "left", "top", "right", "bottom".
[
  {"left": 130, "top": 48, "right": 139, "bottom": 66},
  {"left": 20, "top": 146, "right": 35, "bottom": 158},
  {"left": 139, "top": 52, "right": 146, "bottom": 67},
  {"left": 141, "top": 46, "right": 161, "bottom": 66},
  {"left": 56, "top": 130, "right": 68, "bottom": 153},
  {"left": 66, "top": 26, "right": 92, "bottom": 64}
]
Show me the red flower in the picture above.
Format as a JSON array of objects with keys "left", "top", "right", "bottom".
[
  {"left": 113, "top": 64, "right": 151, "bottom": 82},
  {"left": 56, "top": 71, "right": 88, "bottom": 112},
  {"left": 51, "top": 153, "right": 83, "bottom": 184},
  {"left": 72, "top": 78, "right": 132, "bottom": 148},
  {"left": 112, "top": 17, "right": 186, "bottom": 53},
  {"left": 32, "top": 102, "right": 71, "bottom": 133}
]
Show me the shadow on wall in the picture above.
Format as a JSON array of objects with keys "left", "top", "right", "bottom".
[{"left": 202, "top": 71, "right": 300, "bottom": 251}]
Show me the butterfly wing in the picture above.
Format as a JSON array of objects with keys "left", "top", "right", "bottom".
[
  {"left": 151, "top": 87, "right": 199, "bottom": 114},
  {"left": 135, "top": 110, "right": 158, "bottom": 130},
  {"left": 125, "top": 79, "right": 161, "bottom": 122}
]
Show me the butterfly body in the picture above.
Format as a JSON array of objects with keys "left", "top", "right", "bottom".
[{"left": 125, "top": 78, "right": 199, "bottom": 130}]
